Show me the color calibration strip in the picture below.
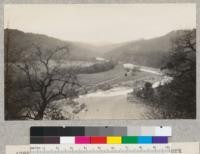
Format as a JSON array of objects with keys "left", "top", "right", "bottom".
[
  {"left": 31, "top": 126, "right": 171, "bottom": 137},
  {"left": 31, "top": 136, "right": 168, "bottom": 144},
  {"left": 30, "top": 126, "right": 171, "bottom": 144}
]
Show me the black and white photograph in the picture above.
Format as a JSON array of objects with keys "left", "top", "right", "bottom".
[{"left": 4, "top": 4, "right": 196, "bottom": 120}]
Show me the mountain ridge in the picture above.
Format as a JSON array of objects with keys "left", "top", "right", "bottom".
[
  {"left": 103, "top": 29, "right": 195, "bottom": 68},
  {"left": 5, "top": 28, "right": 194, "bottom": 68}
]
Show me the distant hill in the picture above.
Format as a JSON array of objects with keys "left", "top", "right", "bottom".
[
  {"left": 5, "top": 28, "right": 194, "bottom": 68},
  {"left": 104, "top": 30, "right": 193, "bottom": 68},
  {"left": 4, "top": 29, "right": 100, "bottom": 62}
]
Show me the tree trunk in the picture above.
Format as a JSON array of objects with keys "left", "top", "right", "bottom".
[
  {"left": 34, "top": 110, "right": 44, "bottom": 120},
  {"left": 34, "top": 103, "right": 46, "bottom": 120}
]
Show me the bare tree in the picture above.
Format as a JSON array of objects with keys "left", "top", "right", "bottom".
[{"left": 16, "top": 45, "right": 80, "bottom": 120}]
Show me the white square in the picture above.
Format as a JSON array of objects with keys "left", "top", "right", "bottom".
[
  {"left": 155, "top": 126, "right": 172, "bottom": 136},
  {"left": 60, "top": 137, "right": 75, "bottom": 144}
]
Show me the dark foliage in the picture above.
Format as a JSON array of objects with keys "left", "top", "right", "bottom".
[
  {"left": 134, "top": 29, "right": 196, "bottom": 119},
  {"left": 159, "top": 29, "right": 196, "bottom": 118},
  {"left": 76, "top": 61, "right": 116, "bottom": 74}
]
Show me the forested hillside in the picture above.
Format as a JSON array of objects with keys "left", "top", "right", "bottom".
[
  {"left": 4, "top": 29, "right": 100, "bottom": 62},
  {"left": 105, "top": 30, "right": 189, "bottom": 68}
]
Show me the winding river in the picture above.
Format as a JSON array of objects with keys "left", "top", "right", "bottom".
[
  {"left": 74, "top": 86, "right": 156, "bottom": 119},
  {"left": 56, "top": 63, "right": 168, "bottom": 119}
]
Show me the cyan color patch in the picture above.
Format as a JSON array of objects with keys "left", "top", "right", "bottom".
[{"left": 138, "top": 136, "right": 152, "bottom": 144}]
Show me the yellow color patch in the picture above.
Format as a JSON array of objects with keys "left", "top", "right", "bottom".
[{"left": 107, "top": 136, "right": 122, "bottom": 144}]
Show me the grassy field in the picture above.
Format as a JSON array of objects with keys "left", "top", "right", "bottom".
[{"left": 78, "top": 64, "right": 162, "bottom": 87}]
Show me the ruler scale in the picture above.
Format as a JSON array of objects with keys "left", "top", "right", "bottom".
[
  {"left": 30, "top": 144, "right": 171, "bottom": 154},
  {"left": 6, "top": 143, "right": 200, "bottom": 154}
]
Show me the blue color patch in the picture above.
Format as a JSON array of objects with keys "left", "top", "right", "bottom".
[{"left": 138, "top": 136, "right": 152, "bottom": 144}]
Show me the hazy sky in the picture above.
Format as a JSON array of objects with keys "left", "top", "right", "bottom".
[{"left": 4, "top": 4, "right": 196, "bottom": 44}]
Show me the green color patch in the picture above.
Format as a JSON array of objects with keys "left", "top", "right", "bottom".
[{"left": 122, "top": 136, "right": 138, "bottom": 144}]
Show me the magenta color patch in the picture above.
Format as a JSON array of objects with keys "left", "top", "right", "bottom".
[{"left": 75, "top": 136, "right": 91, "bottom": 144}]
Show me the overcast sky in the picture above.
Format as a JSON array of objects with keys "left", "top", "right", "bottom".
[{"left": 4, "top": 4, "right": 196, "bottom": 44}]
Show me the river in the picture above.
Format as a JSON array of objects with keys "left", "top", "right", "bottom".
[
  {"left": 53, "top": 62, "right": 166, "bottom": 119},
  {"left": 72, "top": 86, "right": 156, "bottom": 119}
]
